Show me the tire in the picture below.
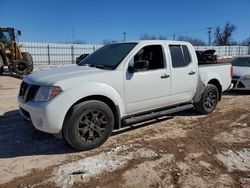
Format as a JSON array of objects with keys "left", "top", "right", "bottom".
[
  {"left": 63, "top": 100, "right": 114, "bottom": 151},
  {"left": 11, "top": 60, "right": 29, "bottom": 75},
  {"left": 22, "top": 52, "right": 33, "bottom": 74},
  {"left": 0, "top": 56, "right": 3, "bottom": 74},
  {"left": 194, "top": 84, "right": 219, "bottom": 115}
]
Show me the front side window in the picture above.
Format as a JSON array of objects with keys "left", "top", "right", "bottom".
[
  {"left": 134, "top": 45, "right": 164, "bottom": 70},
  {"left": 79, "top": 43, "right": 137, "bottom": 70},
  {"left": 169, "top": 45, "right": 191, "bottom": 68},
  {"left": 0, "top": 31, "right": 13, "bottom": 44}
]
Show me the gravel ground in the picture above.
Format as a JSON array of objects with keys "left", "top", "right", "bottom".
[{"left": 0, "top": 74, "right": 250, "bottom": 188}]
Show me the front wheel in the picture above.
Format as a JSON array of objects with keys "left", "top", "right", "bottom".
[
  {"left": 22, "top": 52, "right": 33, "bottom": 74},
  {"left": 0, "top": 56, "right": 4, "bottom": 74},
  {"left": 194, "top": 84, "right": 219, "bottom": 115},
  {"left": 11, "top": 60, "right": 29, "bottom": 75},
  {"left": 0, "top": 66, "right": 3, "bottom": 75},
  {"left": 63, "top": 100, "right": 114, "bottom": 151}
]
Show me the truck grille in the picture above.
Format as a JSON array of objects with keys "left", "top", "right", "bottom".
[{"left": 19, "top": 82, "right": 40, "bottom": 102}]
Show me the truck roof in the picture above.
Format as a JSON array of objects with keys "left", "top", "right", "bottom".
[{"left": 116, "top": 40, "right": 192, "bottom": 46}]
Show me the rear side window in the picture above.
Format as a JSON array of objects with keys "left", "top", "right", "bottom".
[{"left": 169, "top": 45, "right": 191, "bottom": 68}]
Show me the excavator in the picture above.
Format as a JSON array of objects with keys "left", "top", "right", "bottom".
[{"left": 0, "top": 27, "right": 33, "bottom": 75}]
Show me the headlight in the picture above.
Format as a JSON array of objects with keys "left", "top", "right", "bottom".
[
  {"left": 34, "top": 86, "right": 62, "bottom": 102},
  {"left": 243, "top": 75, "right": 250, "bottom": 80}
]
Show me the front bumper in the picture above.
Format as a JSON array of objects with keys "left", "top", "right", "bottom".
[{"left": 18, "top": 92, "right": 73, "bottom": 134}]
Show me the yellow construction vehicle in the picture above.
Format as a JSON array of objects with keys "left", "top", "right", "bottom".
[{"left": 0, "top": 27, "right": 33, "bottom": 75}]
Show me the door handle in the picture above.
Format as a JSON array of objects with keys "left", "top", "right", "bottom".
[
  {"left": 161, "top": 74, "right": 170, "bottom": 79},
  {"left": 188, "top": 71, "right": 196, "bottom": 75}
]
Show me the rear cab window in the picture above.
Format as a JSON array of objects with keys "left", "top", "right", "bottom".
[{"left": 169, "top": 45, "right": 192, "bottom": 68}]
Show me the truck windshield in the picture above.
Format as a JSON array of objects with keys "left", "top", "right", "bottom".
[
  {"left": 78, "top": 43, "right": 137, "bottom": 70},
  {"left": 0, "top": 31, "right": 13, "bottom": 44},
  {"left": 232, "top": 57, "right": 250, "bottom": 67}
]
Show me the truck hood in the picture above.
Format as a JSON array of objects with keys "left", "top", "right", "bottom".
[
  {"left": 24, "top": 65, "right": 109, "bottom": 86},
  {"left": 233, "top": 66, "right": 250, "bottom": 77}
]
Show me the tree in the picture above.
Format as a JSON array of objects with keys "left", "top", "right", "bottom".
[
  {"left": 140, "top": 34, "right": 157, "bottom": 40},
  {"left": 158, "top": 35, "right": 167, "bottom": 40},
  {"left": 242, "top": 37, "right": 250, "bottom": 45},
  {"left": 214, "top": 22, "right": 237, "bottom": 46},
  {"left": 64, "top": 39, "right": 86, "bottom": 44},
  {"left": 102, "top": 39, "right": 118, "bottom": 45},
  {"left": 73, "top": 40, "right": 86, "bottom": 44},
  {"left": 140, "top": 34, "right": 167, "bottom": 40},
  {"left": 177, "top": 36, "right": 206, "bottom": 46}
]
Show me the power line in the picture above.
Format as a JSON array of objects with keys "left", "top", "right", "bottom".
[{"left": 165, "top": 27, "right": 208, "bottom": 37}]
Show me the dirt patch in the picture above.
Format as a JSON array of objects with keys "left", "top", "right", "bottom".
[
  {"left": 216, "top": 149, "right": 250, "bottom": 172},
  {"left": 0, "top": 76, "right": 250, "bottom": 188}
]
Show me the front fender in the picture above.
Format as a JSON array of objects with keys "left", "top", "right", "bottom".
[{"left": 64, "top": 82, "right": 126, "bottom": 117}]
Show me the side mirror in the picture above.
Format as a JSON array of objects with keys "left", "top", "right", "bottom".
[
  {"left": 17, "top": 30, "right": 21, "bottom": 36},
  {"left": 128, "top": 60, "right": 149, "bottom": 73}
]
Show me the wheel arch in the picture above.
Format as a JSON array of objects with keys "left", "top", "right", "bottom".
[
  {"left": 64, "top": 95, "right": 121, "bottom": 130},
  {"left": 207, "top": 79, "right": 222, "bottom": 100}
]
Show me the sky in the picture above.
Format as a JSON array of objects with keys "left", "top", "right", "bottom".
[{"left": 1, "top": 0, "right": 250, "bottom": 44}]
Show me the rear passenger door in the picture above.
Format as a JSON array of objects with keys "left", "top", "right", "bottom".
[{"left": 168, "top": 44, "right": 198, "bottom": 104}]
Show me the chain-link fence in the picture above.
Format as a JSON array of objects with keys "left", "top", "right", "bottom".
[
  {"left": 20, "top": 42, "right": 250, "bottom": 66},
  {"left": 20, "top": 42, "right": 102, "bottom": 66}
]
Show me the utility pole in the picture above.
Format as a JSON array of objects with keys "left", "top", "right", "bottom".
[
  {"left": 173, "top": 33, "right": 176, "bottom": 40},
  {"left": 207, "top": 27, "right": 212, "bottom": 46},
  {"left": 123, "top": 32, "right": 127, "bottom": 41},
  {"left": 72, "top": 27, "right": 75, "bottom": 44}
]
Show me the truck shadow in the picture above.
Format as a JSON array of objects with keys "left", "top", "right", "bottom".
[
  {"left": 0, "top": 108, "right": 200, "bottom": 158},
  {"left": 0, "top": 110, "right": 75, "bottom": 158},
  {"left": 0, "top": 72, "right": 23, "bottom": 80},
  {"left": 224, "top": 90, "right": 250, "bottom": 96}
]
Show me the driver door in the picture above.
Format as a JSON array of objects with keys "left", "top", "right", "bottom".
[{"left": 124, "top": 44, "right": 171, "bottom": 114}]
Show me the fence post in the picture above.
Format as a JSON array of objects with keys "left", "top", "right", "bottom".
[
  {"left": 71, "top": 45, "right": 74, "bottom": 64},
  {"left": 47, "top": 44, "right": 50, "bottom": 65}
]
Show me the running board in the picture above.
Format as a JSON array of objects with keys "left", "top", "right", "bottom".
[{"left": 122, "top": 104, "right": 193, "bottom": 125}]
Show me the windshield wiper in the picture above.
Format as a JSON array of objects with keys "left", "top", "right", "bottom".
[{"left": 89, "top": 64, "right": 105, "bottom": 69}]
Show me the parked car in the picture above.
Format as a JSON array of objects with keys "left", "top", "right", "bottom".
[
  {"left": 76, "top": 54, "right": 89, "bottom": 65},
  {"left": 18, "top": 40, "right": 233, "bottom": 151},
  {"left": 231, "top": 56, "right": 250, "bottom": 90}
]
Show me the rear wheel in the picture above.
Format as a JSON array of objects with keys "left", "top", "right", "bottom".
[
  {"left": 0, "top": 56, "right": 4, "bottom": 74},
  {"left": 63, "top": 100, "right": 114, "bottom": 151},
  {"left": 194, "top": 84, "right": 219, "bottom": 114},
  {"left": 22, "top": 52, "right": 33, "bottom": 74}
]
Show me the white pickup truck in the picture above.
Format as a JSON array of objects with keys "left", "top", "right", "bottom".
[{"left": 18, "top": 40, "right": 233, "bottom": 151}]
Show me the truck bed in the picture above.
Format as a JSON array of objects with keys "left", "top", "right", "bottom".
[{"left": 198, "top": 62, "right": 232, "bottom": 92}]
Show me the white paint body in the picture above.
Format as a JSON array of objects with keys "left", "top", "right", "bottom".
[{"left": 18, "top": 40, "right": 232, "bottom": 134}]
